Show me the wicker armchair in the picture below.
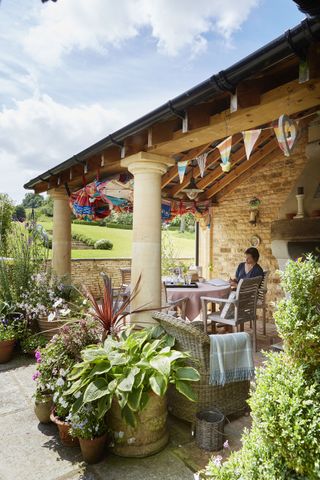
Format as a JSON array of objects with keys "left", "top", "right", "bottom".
[{"left": 153, "top": 311, "right": 250, "bottom": 424}]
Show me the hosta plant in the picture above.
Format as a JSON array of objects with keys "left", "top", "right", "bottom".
[{"left": 66, "top": 325, "right": 200, "bottom": 427}]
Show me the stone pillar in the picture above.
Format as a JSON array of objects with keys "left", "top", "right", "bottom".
[
  {"left": 199, "top": 207, "right": 214, "bottom": 279},
  {"left": 49, "top": 189, "right": 71, "bottom": 281},
  {"left": 122, "top": 152, "right": 174, "bottom": 326}
]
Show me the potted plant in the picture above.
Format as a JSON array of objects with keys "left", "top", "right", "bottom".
[
  {"left": 69, "top": 404, "right": 107, "bottom": 463},
  {"left": 66, "top": 325, "right": 200, "bottom": 457},
  {"left": 0, "top": 318, "right": 16, "bottom": 363}
]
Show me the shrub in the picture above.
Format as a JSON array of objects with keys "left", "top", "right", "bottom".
[
  {"left": 94, "top": 239, "right": 113, "bottom": 250},
  {"left": 0, "top": 193, "right": 14, "bottom": 255},
  {"left": 72, "top": 232, "right": 95, "bottom": 247}
]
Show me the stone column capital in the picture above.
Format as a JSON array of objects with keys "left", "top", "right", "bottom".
[
  {"left": 121, "top": 152, "right": 175, "bottom": 176},
  {"left": 49, "top": 188, "right": 70, "bottom": 201}
]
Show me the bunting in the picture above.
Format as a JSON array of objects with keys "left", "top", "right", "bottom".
[
  {"left": 196, "top": 152, "right": 209, "bottom": 178},
  {"left": 217, "top": 135, "right": 232, "bottom": 172},
  {"left": 274, "top": 114, "right": 298, "bottom": 157},
  {"left": 242, "top": 129, "right": 261, "bottom": 160},
  {"left": 178, "top": 160, "right": 188, "bottom": 184}
]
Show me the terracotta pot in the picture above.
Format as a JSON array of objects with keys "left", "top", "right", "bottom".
[
  {"left": 50, "top": 410, "right": 79, "bottom": 447},
  {"left": 34, "top": 395, "right": 53, "bottom": 424},
  {"left": 108, "top": 392, "right": 169, "bottom": 458},
  {"left": 79, "top": 433, "right": 107, "bottom": 464},
  {"left": 0, "top": 339, "right": 16, "bottom": 363},
  {"left": 37, "top": 316, "right": 66, "bottom": 341}
]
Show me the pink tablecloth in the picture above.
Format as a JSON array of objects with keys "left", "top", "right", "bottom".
[{"left": 166, "top": 282, "right": 230, "bottom": 321}]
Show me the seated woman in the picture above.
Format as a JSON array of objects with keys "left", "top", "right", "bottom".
[{"left": 230, "top": 247, "right": 264, "bottom": 287}]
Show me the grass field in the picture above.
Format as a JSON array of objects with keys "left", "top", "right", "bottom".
[{"left": 39, "top": 220, "right": 195, "bottom": 259}]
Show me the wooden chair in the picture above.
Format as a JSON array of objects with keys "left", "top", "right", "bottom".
[
  {"left": 256, "top": 270, "right": 270, "bottom": 335},
  {"left": 162, "top": 282, "right": 188, "bottom": 320},
  {"left": 120, "top": 267, "right": 131, "bottom": 289},
  {"left": 153, "top": 312, "right": 250, "bottom": 424},
  {"left": 201, "top": 277, "right": 262, "bottom": 351}
]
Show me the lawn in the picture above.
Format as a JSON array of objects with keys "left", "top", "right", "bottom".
[{"left": 39, "top": 220, "right": 195, "bottom": 259}]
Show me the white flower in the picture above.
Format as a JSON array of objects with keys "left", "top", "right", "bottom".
[
  {"left": 82, "top": 299, "right": 87, "bottom": 305},
  {"left": 48, "top": 312, "right": 56, "bottom": 322},
  {"left": 59, "top": 398, "right": 68, "bottom": 408},
  {"left": 53, "top": 298, "right": 63, "bottom": 308},
  {"left": 127, "top": 437, "right": 136, "bottom": 445},
  {"left": 194, "top": 474, "right": 200, "bottom": 480},
  {"left": 59, "top": 368, "right": 67, "bottom": 377},
  {"left": 60, "top": 308, "right": 71, "bottom": 317},
  {"left": 74, "top": 391, "right": 81, "bottom": 399},
  {"left": 56, "top": 377, "right": 65, "bottom": 387}
]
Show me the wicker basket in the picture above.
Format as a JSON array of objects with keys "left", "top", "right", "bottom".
[{"left": 195, "top": 408, "right": 225, "bottom": 451}]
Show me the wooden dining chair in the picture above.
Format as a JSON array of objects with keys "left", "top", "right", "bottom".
[
  {"left": 256, "top": 270, "right": 270, "bottom": 335},
  {"left": 200, "top": 277, "right": 262, "bottom": 351},
  {"left": 162, "top": 282, "right": 188, "bottom": 320}
]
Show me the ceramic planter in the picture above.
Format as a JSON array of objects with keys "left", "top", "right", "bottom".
[
  {"left": 0, "top": 339, "right": 15, "bottom": 363},
  {"left": 108, "top": 392, "right": 169, "bottom": 458},
  {"left": 79, "top": 434, "right": 107, "bottom": 464},
  {"left": 34, "top": 395, "right": 53, "bottom": 424},
  {"left": 50, "top": 410, "right": 79, "bottom": 447},
  {"left": 37, "top": 316, "right": 66, "bottom": 341}
]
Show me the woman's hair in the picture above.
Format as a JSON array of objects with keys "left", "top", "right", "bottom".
[{"left": 245, "top": 247, "right": 260, "bottom": 262}]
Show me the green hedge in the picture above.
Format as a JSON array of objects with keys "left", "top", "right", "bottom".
[{"left": 94, "top": 239, "right": 113, "bottom": 250}]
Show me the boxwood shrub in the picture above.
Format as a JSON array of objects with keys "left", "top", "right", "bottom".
[{"left": 94, "top": 239, "right": 113, "bottom": 250}]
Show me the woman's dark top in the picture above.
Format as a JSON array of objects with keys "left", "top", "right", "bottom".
[{"left": 235, "top": 262, "right": 264, "bottom": 282}]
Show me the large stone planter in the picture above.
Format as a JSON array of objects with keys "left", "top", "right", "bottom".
[
  {"left": 37, "top": 316, "right": 66, "bottom": 341},
  {"left": 79, "top": 434, "right": 107, "bottom": 464},
  {"left": 108, "top": 393, "right": 169, "bottom": 457},
  {"left": 0, "top": 339, "right": 16, "bottom": 363},
  {"left": 34, "top": 394, "right": 53, "bottom": 424}
]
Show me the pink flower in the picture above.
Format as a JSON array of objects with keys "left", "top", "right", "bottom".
[
  {"left": 35, "top": 350, "right": 41, "bottom": 363},
  {"left": 32, "top": 371, "right": 41, "bottom": 381},
  {"left": 213, "top": 455, "right": 223, "bottom": 468},
  {"left": 223, "top": 440, "right": 230, "bottom": 449}
]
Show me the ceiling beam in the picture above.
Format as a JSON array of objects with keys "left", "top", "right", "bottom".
[
  {"left": 149, "top": 78, "right": 320, "bottom": 156},
  {"left": 203, "top": 137, "right": 278, "bottom": 199}
]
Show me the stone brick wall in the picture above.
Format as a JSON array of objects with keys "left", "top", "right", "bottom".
[
  {"left": 210, "top": 129, "right": 308, "bottom": 321},
  {"left": 71, "top": 257, "right": 193, "bottom": 296}
]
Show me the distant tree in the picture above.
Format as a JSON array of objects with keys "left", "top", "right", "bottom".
[
  {"left": 0, "top": 193, "right": 14, "bottom": 255},
  {"left": 14, "top": 205, "right": 26, "bottom": 222},
  {"left": 22, "top": 193, "right": 44, "bottom": 209},
  {"left": 41, "top": 196, "right": 54, "bottom": 217}
]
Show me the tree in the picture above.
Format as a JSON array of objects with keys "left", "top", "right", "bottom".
[
  {"left": 0, "top": 193, "right": 14, "bottom": 256},
  {"left": 22, "top": 193, "right": 44, "bottom": 209},
  {"left": 14, "top": 205, "right": 26, "bottom": 221}
]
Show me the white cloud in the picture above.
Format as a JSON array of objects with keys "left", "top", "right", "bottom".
[
  {"left": 0, "top": 95, "right": 128, "bottom": 201},
  {"left": 24, "top": 0, "right": 259, "bottom": 66}
]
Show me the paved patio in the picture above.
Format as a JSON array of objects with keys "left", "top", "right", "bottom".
[{"left": 0, "top": 329, "right": 276, "bottom": 480}]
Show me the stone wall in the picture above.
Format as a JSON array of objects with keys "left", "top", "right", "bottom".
[
  {"left": 210, "top": 129, "right": 309, "bottom": 320},
  {"left": 71, "top": 257, "right": 193, "bottom": 296}
]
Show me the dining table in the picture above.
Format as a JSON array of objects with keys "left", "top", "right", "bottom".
[{"left": 166, "top": 281, "right": 230, "bottom": 321}]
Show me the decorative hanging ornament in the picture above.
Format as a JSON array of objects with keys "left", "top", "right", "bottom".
[
  {"left": 274, "top": 114, "right": 298, "bottom": 157},
  {"left": 217, "top": 136, "right": 232, "bottom": 172},
  {"left": 178, "top": 160, "right": 188, "bottom": 184},
  {"left": 196, "top": 152, "right": 209, "bottom": 178},
  {"left": 242, "top": 129, "right": 261, "bottom": 160}
]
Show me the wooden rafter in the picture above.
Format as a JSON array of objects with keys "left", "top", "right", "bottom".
[{"left": 203, "top": 136, "right": 278, "bottom": 199}]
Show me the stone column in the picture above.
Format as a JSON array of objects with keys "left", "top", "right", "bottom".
[
  {"left": 122, "top": 152, "right": 174, "bottom": 326},
  {"left": 49, "top": 189, "right": 71, "bottom": 281}
]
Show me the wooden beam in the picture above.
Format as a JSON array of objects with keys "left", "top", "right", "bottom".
[
  {"left": 149, "top": 78, "right": 320, "bottom": 156},
  {"left": 215, "top": 147, "right": 280, "bottom": 202},
  {"left": 237, "top": 79, "right": 261, "bottom": 108},
  {"left": 203, "top": 137, "right": 278, "bottom": 199}
]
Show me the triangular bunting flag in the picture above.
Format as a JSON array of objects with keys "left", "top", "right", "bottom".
[
  {"left": 196, "top": 152, "right": 208, "bottom": 178},
  {"left": 242, "top": 129, "right": 261, "bottom": 160},
  {"left": 217, "top": 136, "right": 232, "bottom": 165},
  {"left": 178, "top": 160, "right": 188, "bottom": 184}
]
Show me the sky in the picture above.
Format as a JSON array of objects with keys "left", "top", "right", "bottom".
[{"left": 0, "top": 0, "right": 305, "bottom": 203}]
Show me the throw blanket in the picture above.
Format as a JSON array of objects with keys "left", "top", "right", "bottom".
[{"left": 209, "top": 332, "right": 255, "bottom": 386}]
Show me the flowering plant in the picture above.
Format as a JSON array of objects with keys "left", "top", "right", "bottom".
[
  {"left": 69, "top": 404, "right": 107, "bottom": 439},
  {"left": 20, "top": 332, "right": 47, "bottom": 354},
  {"left": 0, "top": 319, "right": 17, "bottom": 341},
  {"left": 53, "top": 367, "right": 78, "bottom": 419}
]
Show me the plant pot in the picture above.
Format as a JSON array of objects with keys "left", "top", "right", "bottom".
[
  {"left": 108, "top": 392, "right": 169, "bottom": 458},
  {"left": 37, "top": 316, "right": 66, "bottom": 341},
  {"left": 50, "top": 410, "right": 79, "bottom": 447},
  {"left": 34, "top": 395, "right": 53, "bottom": 423},
  {"left": 79, "top": 434, "right": 107, "bottom": 464},
  {"left": 0, "top": 339, "right": 16, "bottom": 363}
]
